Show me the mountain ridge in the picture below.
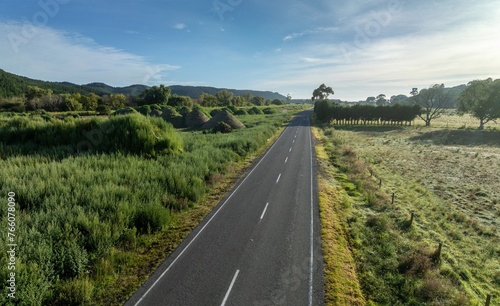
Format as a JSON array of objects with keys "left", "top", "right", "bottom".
[{"left": 0, "top": 69, "right": 287, "bottom": 100}]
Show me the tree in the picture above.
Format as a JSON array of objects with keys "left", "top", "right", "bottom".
[
  {"left": 25, "top": 86, "right": 52, "bottom": 101},
  {"left": 458, "top": 78, "right": 500, "bottom": 130},
  {"left": 312, "top": 83, "right": 334, "bottom": 101},
  {"left": 376, "top": 94, "right": 387, "bottom": 106},
  {"left": 197, "top": 93, "right": 218, "bottom": 107},
  {"left": 139, "top": 85, "right": 171, "bottom": 105},
  {"left": 109, "top": 94, "right": 126, "bottom": 109},
  {"left": 215, "top": 89, "right": 234, "bottom": 106},
  {"left": 168, "top": 95, "right": 193, "bottom": 108},
  {"left": 250, "top": 96, "right": 265, "bottom": 106},
  {"left": 232, "top": 96, "right": 247, "bottom": 106},
  {"left": 410, "top": 84, "right": 452, "bottom": 126},
  {"left": 80, "top": 93, "right": 100, "bottom": 111},
  {"left": 390, "top": 94, "right": 410, "bottom": 105},
  {"left": 62, "top": 94, "right": 83, "bottom": 111},
  {"left": 366, "top": 96, "right": 376, "bottom": 104}
]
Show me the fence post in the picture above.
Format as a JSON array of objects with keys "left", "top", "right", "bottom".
[
  {"left": 409, "top": 211, "right": 414, "bottom": 226},
  {"left": 391, "top": 193, "right": 395, "bottom": 204},
  {"left": 485, "top": 295, "right": 491, "bottom": 306},
  {"left": 379, "top": 178, "right": 382, "bottom": 188},
  {"left": 434, "top": 243, "right": 443, "bottom": 261}
]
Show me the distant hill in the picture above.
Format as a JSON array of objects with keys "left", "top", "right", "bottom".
[
  {"left": 84, "top": 82, "right": 148, "bottom": 96},
  {"left": 0, "top": 69, "right": 287, "bottom": 100},
  {"left": 169, "top": 85, "right": 286, "bottom": 100},
  {"left": 0, "top": 69, "right": 99, "bottom": 97}
]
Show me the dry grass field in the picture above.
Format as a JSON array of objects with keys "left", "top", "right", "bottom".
[{"left": 317, "top": 114, "right": 499, "bottom": 305}]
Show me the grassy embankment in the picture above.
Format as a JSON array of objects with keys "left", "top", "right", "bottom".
[
  {"left": 315, "top": 114, "right": 498, "bottom": 305},
  {"left": 0, "top": 105, "right": 306, "bottom": 306}
]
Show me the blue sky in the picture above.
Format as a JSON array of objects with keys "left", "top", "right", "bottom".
[{"left": 1, "top": 0, "right": 499, "bottom": 100}]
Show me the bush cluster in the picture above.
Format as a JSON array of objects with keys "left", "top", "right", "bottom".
[
  {"left": 0, "top": 114, "right": 183, "bottom": 157},
  {"left": 0, "top": 110, "right": 292, "bottom": 305}
]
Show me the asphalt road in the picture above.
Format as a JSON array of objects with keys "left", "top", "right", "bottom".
[{"left": 125, "top": 111, "right": 324, "bottom": 306}]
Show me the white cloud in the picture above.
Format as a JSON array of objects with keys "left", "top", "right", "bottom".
[
  {"left": 174, "top": 23, "right": 186, "bottom": 30},
  {"left": 0, "top": 22, "right": 180, "bottom": 86},
  {"left": 283, "top": 27, "right": 340, "bottom": 41},
  {"left": 254, "top": 1, "right": 500, "bottom": 100}
]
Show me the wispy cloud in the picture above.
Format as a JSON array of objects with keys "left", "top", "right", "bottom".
[
  {"left": 0, "top": 22, "right": 180, "bottom": 86},
  {"left": 283, "top": 27, "right": 340, "bottom": 41},
  {"left": 174, "top": 23, "right": 187, "bottom": 30},
  {"left": 253, "top": 1, "right": 500, "bottom": 100}
]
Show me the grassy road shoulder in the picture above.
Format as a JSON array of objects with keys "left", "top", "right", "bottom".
[{"left": 312, "top": 126, "right": 365, "bottom": 306}]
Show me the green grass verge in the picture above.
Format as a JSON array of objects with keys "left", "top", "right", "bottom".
[
  {"left": 314, "top": 118, "right": 499, "bottom": 306},
  {"left": 312, "top": 127, "right": 366, "bottom": 306}
]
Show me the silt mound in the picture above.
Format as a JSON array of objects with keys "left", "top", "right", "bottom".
[
  {"left": 202, "top": 110, "right": 245, "bottom": 130},
  {"left": 185, "top": 108, "right": 209, "bottom": 128}
]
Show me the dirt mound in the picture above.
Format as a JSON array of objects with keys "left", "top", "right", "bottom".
[
  {"left": 150, "top": 109, "right": 162, "bottom": 117},
  {"left": 185, "top": 108, "right": 209, "bottom": 128},
  {"left": 202, "top": 110, "right": 245, "bottom": 130}
]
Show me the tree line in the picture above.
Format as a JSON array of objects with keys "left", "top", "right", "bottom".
[
  {"left": 313, "top": 78, "right": 500, "bottom": 129},
  {"left": 315, "top": 100, "right": 421, "bottom": 125},
  {"left": 0, "top": 84, "right": 286, "bottom": 114}
]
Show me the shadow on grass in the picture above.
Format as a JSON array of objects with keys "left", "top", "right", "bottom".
[
  {"left": 329, "top": 125, "right": 406, "bottom": 133},
  {"left": 409, "top": 129, "right": 500, "bottom": 147}
]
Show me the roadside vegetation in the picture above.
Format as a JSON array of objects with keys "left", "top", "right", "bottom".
[
  {"left": 314, "top": 114, "right": 499, "bottom": 305},
  {"left": 0, "top": 104, "right": 305, "bottom": 306}
]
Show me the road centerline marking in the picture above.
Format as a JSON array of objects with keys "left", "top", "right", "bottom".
[
  {"left": 289, "top": 147, "right": 292, "bottom": 152},
  {"left": 308, "top": 119, "right": 314, "bottom": 306},
  {"left": 221, "top": 270, "right": 240, "bottom": 306},
  {"left": 276, "top": 173, "right": 281, "bottom": 184},
  {"left": 260, "top": 202, "right": 269, "bottom": 220},
  {"left": 285, "top": 157, "right": 288, "bottom": 163},
  {"left": 130, "top": 118, "right": 297, "bottom": 306}
]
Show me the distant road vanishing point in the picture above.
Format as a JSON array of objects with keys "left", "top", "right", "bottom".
[{"left": 125, "top": 111, "right": 324, "bottom": 306}]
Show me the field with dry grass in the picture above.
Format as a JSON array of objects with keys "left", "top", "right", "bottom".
[{"left": 316, "top": 114, "right": 499, "bottom": 305}]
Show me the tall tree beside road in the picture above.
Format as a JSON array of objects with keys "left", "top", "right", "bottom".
[
  {"left": 410, "top": 84, "right": 452, "bottom": 126},
  {"left": 458, "top": 78, "right": 500, "bottom": 130},
  {"left": 312, "top": 84, "right": 334, "bottom": 101}
]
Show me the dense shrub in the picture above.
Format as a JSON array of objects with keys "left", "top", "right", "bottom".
[
  {"left": 0, "top": 109, "right": 294, "bottom": 305},
  {"left": 233, "top": 108, "right": 248, "bottom": 115},
  {"left": 133, "top": 204, "right": 171, "bottom": 234},
  {"left": 263, "top": 107, "right": 277, "bottom": 114},
  {"left": 0, "top": 114, "right": 183, "bottom": 157},
  {"left": 247, "top": 106, "right": 264, "bottom": 115},
  {"left": 112, "top": 106, "right": 139, "bottom": 116},
  {"left": 54, "top": 277, "right": 94, "bottom": 306},
  {"left": 212, "top": 121, "right": 233, "bottom": 134},
  {"left": 136, "top": 105, "right": 152, "bottom": 116}
]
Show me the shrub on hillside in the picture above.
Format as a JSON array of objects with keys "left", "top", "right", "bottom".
[
  {"left": 112, "top": 106, "right": 139, "bottom": 116},
  {"left": 233, "top": 108, "right": 248, "bottom": 115},
  {"left": 0, "top": 114, "right": 183, "bottom": 156},
  {"left": 133, "top": 204, "right": 170, "bottom": 234},
  {"left": 136, "top": 105, "right": 152, "bottom": 116},
  {"left": 212, "top": 122, "right": 233, "bottom": 134},
  {"left": 247, "top": 107, "right": 263, "bottom": 115},
  {"left": 103, "top": 115, "right": 183, "bottom": 156},
  {"left": 263, "top": 107, "right": 277, "bottom": 114}
]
